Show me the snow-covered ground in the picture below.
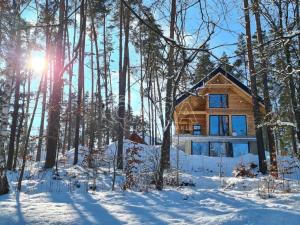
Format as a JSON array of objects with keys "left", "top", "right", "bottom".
[{"left": 1, "top": 141, "right": 300, "bottom": 225}]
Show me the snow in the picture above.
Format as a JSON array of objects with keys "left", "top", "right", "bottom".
[
  {"left": 1, "top": 141, "right": 300, "bottom": 225},
  {"left": 1, "top": 180, "right": 300, "bottom": 225}
]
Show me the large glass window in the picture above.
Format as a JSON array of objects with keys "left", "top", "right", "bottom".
[
  {"left": 209, "top": 115, "right": 229, "bottom": 136},
  {"left": 232, "top": 143, "right": 249, "bottom": 157},
  {"left": 232, "top": 115, "right": 247, "bottom": 136},
  {"left": 193, "top": 124, "right": 201, "bottom": 135},
  {"left": 192, "top": 142, "right": 209, "bottom": 155},
  {"left": 209, "top": 94, "right": 228, "bottom": 108},
  {"left": 209, "top": 142, "right": 226, "bottom": 156}
]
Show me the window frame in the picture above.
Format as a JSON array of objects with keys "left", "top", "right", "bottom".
[
  {"left": 209, "top": 94, "right": 228, "bottom": 108},
  {"left": 231, "top": 142, "right": 250, "bottom": 157},
  {"left": 191, "top": 141, "right": 209, "bottom": 155},
  {"left": 192, "top": 124, "right": 201, "bottom": 135},
  {"left": 231, "top": 115, "right": 248, "bottom": 136},
  {"left": 209, "top": 142, "right": 227, "bottom": 157},
  {"left": 209, "top": 115, "right": 229, "bottom": 136}
]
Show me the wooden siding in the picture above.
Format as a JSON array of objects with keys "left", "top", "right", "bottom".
[{"left": 174, "top": 73, "right": 265, "bottom": 136}]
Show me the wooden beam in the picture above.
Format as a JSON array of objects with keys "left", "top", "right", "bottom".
[
  {"left": 178, "top": 111, "right": 208, "bottom": 115},
  {"left": 205, "top": 83, "right": 234, "bottom": 88}
]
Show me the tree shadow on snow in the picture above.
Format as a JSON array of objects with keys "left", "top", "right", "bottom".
[
  {"left": 118, "top": 192, "right": 170, "bottom": 224},
  {"left": 220, "top": 208, "right": 300, "bottom": 225},
  {"left": 14, "top": 192, "right": 27, "bottom": 225},
  {"left": 122, "top": 191, "right": 197, "bottom": 224},
  {"left": 47, "top": 191, "right": 123, "bottom": 225},
  {"left": 195, "top": 190, "right": 300, "bottom": 224},
  {"left": 128, "top": 188, "right": 300, "bottom": 224}
]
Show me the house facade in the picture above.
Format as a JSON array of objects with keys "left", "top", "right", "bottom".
[{"left": 173, "top": 67, "right": 265, "bottom": 157}]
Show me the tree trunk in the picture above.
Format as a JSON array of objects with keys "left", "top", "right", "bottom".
[
  {"left": 252, "top": 0, "right": 278, "bottom": 176},
  {"left": 103, "top": 13, "right": 110, "bottom": 146},
  {"left": 74, "top": 0, "right": 86, "bottom": 165},
  {"left": 13, "top": 83, "right": 25, "bottom": 170},
  {"left": 0, "top": 69, "right": 12, "bottom": 195},
  {"left": 7, "top": 75, "right": 20, "bottom": 170},
  {"left": 19, "top": 73, "right": 31, "bottom": 168},
  {"left": 139, "top": 25, "right": 145, "bottom": 142},
  {"left": 157, "top": 0, "right": 176, "bottom": 190},
  {"left": 117, "top": 0, "right": 126, "bottom": 169},
  {"left": 155, "top": 70, "right": 164, "bottom": 129},
  {"left": 296, "top": 0, "right": 300, "bottom": 143},
  {"left": 285, "top": 46, "right": 300, "bottom": 144},
  {"left": 36, "top": 48, "right": 48, "bottom": 161},
  {"left": 67, "top": 0, "right": 77, "bottom": 152},
  {"left": 0, "top": 172, "right": 9, "bottom": 195},
  {"left": 243, "top": 0, "right": 267, "bottom": 174},
  {"left": 154, "top": 78, "right": 158, "bottom": 144},
  {"left": 18, "top": 76, "right": 43, "bottom": 191},
  {"left": 7, "top": 1, "right": 21, "bottom": 170},
  {"left": 88, "top": 32, "right": 95, "bottom": 154},
  {"left": 90, "top": 8, "right": 103, "bottom": 151},
  {"left": 150, "top": 69, "right": 155, "bottom": 145},
  {"left": 61, "top": 0, "right": 70, "bottom": 156},
  {"left": 147, "top": 70, "right": 152, "bottom": 144},
  {"left": 44, "top": 0, "right": 65, "bottom": 168},
  {"left": 126, "top": 57, "right": 131, "bottom": 138},
  {"left": 278, "top": 0, "right": 300, "bottom": 147}
]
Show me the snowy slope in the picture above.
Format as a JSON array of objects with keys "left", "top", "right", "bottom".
[
  {"left": 1, "top": 179, "right": 300, "bottom": 225},
  {"left": 1, "top": 141, "right": 300, "bottom": 225}
]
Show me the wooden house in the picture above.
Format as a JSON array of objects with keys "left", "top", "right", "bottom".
[{"left": 173, "top": 67, "right": 265, "bottom": 157}]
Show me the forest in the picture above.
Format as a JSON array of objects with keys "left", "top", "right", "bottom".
[{"left": 0, "top": 0, "right": 300, "bottom": 224}]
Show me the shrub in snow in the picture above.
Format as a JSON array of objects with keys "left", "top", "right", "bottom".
[
  {"left": 163, "top": 170, "right": 179, "bottom": 186},
  {"left": 180, "top": 180, "right": 196, "bottom": 187},
  {"left": 162, "top": 169, "right": 194, "bottom": 187},
  {"left": 257, "top": 176, "right": 276, "bottom": 198},
  {"left": 233, "top": 162, "right": 257, "bottom": 178},
  {"left": 276, "top": 157, "right": 300, "bottom": 193},
  {"left": 278, "top": 158, "right": 299, "bottom": 178},
  {"left": 107, "top": 140, "right": 161, "bottom": 191},
  {"left": 122, "top": 144, "right": 143, "bottom": 190}
]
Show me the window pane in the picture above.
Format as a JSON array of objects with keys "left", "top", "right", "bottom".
[
  {"left": 193, "top": 130, "right": 201, "bottom": 135},
  {"left": 209, "top": 94, "right": 228, "bottom": 108},
  {"left": 194, "top": 125, "right": 201, "bottom": 130},
  {"left": 232, "top": 115, "right": 247, "bottom": 136},
  {"left": 210, "top": 142, "right": 226, "bottom": 156},
  {"left": 219, "top": 116, "right": 229, "bottom": 136},
  {"left": 210, "top": 116, "right": 219, "bottom": 135},
  {"left": 210, "top": 115, "right": 229, "bottom": 136},
  {"left": 193, "top": 124, "right": 201, "bottom": 135},
  {"left": 192, "top": 142, "right": 209, "bottom": 155},
  {"left": 232, "top": 143, "right": 249, "bottom": 157}
]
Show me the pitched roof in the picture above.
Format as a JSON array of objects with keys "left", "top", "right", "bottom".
[{"left": 175, "top": 66, "right": 264, "bottom": 105}]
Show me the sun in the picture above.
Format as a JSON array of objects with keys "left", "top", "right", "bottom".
[{"left": 28, "top": 54, "right": 47, "bottom": 73}]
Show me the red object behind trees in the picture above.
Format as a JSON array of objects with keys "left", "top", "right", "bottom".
[{"left": 129, "top": 133, "right": 145, "bottom": 144}]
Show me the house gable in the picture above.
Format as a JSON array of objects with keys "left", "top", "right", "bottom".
[
  {"left": 173, "top": 67, "right": 265, "bottom": 136},
  {"left": 175, "top": 67, "right": 264, "bottom": 107},
  {"left": 197, "top": 73, "right": 263, "bottom": 109}
]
